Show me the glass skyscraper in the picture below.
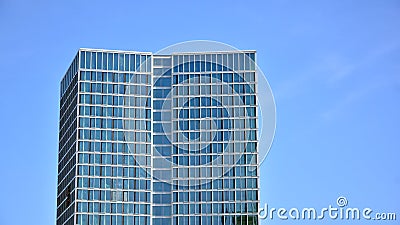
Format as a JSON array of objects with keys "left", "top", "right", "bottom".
[{"left": 57, "top": 48, "right": 259, "bottom": 225}]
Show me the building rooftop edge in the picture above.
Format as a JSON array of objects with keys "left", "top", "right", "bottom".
[{"left": 78, "top": 48, "right": 256, "bottom": 55}]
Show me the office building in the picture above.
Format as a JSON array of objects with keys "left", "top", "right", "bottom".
[{"left": 57, "top": 48, "right": 259, "bottom": 225}]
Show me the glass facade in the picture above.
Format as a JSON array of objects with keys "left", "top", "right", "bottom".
[{"left": 57, "top": 49, "right": 259, "bottom": 225}]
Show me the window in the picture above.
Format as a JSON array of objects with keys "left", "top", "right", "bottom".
[
  {"left": 247, "top": 107, "right": 256, "bottom": 117},
  {"left": 153, "top": 112, "right": 162, "bottom": 121},
  {"left": 201, "top": 97, "right": 211, "bottom": 106},
  {"left": 96, "top": 52, "right": 102, "bottom": 70},
  {"left": 154, "top": 182, "right": 171, "bottom": 192},
  {"left": 91, "top": 52, "right": 97, "bottom": 69},
  {"left": 154, "top": 146, "right": 171, "bottom": 156},
  {"left": 155, "top": 77, "right": 171, "bottom": 87},
  {"left": 79, "top": 117, "right": 90, "bottom": 127},
  {"left": 154, "top": 89, "right": 170, "bottom": 98},
  {"left": 154, "top": 100, "right": 169, "bottom": 110},
  {"left": 154, "top": 135, "right": 170, "bottom": 145},
  {"left": 190, "top": 109, "right": 199, "bottom": 118},
  {"left": 153, "top": 206, "right": 171, "bottom": 216},
  {"left": 153, "top": 123, "right": 164, "bottom": 133},
  {"left": 113, "top": 53, "right": 119, "bottom": 70},
  {"left": 189, "top": 120, "right": 199, "bottom": 130}
]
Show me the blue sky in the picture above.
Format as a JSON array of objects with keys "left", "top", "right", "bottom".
[{"left": 0, "top": 0, "right": 399, "bottom": 224}]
